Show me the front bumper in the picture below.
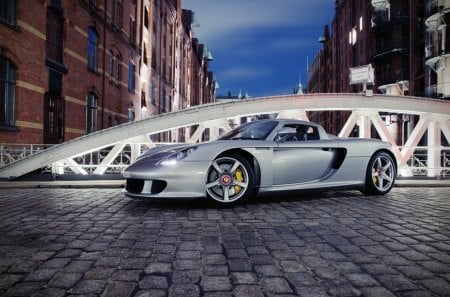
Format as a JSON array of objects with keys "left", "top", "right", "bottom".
[{"left": 123, "top": 161, "right": 209, "bottom": 199}]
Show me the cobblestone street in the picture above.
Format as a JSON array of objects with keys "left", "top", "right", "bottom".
[{"left": 0, "top": 187, "right": 449, "bottom": 297}]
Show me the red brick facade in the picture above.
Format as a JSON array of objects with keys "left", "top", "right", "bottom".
[{"left": 0, "top": 0, "right": 215, "bottom": 145}]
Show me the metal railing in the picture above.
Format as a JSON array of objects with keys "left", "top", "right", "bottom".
[
  {"left": 1, "top": 143, "right": 450, "bottom": 178},
  {"left": 0, "top": 144, "right": 47, "bottom": 168}
]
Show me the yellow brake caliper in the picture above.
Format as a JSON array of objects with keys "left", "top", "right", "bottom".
[
  {"left": 372, "top": 168, "right": 377, "bottom": 185},
  {"left": 234, "top": 168, "right": 244, "bottom": 193}
]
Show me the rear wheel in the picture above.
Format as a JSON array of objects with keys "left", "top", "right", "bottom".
[
  {"left": 363, "top": 151, "right": 396, "bottom": 195},
  {"left": 206, "top": 154, "right": 254, "bottom": 205}
]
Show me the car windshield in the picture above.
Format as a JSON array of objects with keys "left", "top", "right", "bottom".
[{"left": 218, "top": 120, "right": 278, "bottom": 140}]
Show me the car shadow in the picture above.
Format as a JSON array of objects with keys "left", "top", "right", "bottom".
[{"left": 126, "top": 189, "right": 366, "bottom": 211}]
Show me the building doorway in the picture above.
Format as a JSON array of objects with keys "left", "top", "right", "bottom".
[{"left": 44, "top": 92, "right": 65, "bottom": 144}]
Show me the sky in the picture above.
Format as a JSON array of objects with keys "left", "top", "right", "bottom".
[{"left": 182, "top": 0, "right": 335, "bottom": 98}]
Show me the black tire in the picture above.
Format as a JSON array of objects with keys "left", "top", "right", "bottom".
[
  {"left": 362, "top": 151, "right": 396, "bottom": 195},
  {"left": 206, "top": 154, "right": 255, "bottom": 205}
]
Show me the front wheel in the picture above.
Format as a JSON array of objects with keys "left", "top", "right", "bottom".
[
  {"left": 363, "top": 151, "right": 396, "bottom": 195},
  {"left": 206, "top": 154, "right": 254, "bottom": 205}
]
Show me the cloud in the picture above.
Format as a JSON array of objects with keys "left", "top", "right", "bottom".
[
  {"left": 183, "top": 0, "right": 334, "bottom": 45},
  {"left": 221, "top": 66, "right": 272, "bottom": 80},
  {"left": 266, "top": 38, "right": 312, "bottom": 51}
]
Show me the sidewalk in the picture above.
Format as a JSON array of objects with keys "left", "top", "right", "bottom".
[{"left": 0, "top": 178, "right": 449, "bottom": 189}]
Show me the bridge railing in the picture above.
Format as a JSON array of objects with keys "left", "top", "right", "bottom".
[
  {"left": 1, "top": 94, "right": 449, "bottom": 180},
  {"left": 2, "top": 142, "right": 450, "bottom": 178},
  {"left": 0, "top": 144, "right": 47, "bottom": 167}
]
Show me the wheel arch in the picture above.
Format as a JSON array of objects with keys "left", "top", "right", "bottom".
[
  {"left": 371, "top": 148, "right": 398, "bottom": 173},
  {"left": 216, "top": 148, "right": 261, "bottom": 192}
]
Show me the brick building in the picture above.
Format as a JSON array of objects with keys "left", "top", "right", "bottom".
[
  {"left": 0, "top": 0, "right": 215, "bottom": 145},
  {"left": 307, "top": 0, "right": 449, "bottom": 140}
]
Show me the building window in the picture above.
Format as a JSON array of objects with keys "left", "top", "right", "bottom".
[
  {"left": 0, "top": 56, "right": 16, "bottom": 128},
  {"left": 44, "top": 92, "right": 64, "bottom": 144},
  {"left": 112, "top": 0, "right": 122, "bottom": 29},
  {"left": 109, "top": 50, "right": 121, "bottom": 86},
  {"left": 109, "top": 50, "right": 114, "bottom": 82},
  {"left": 86, "top": 92, "right": 98, "bottom": 133},
  {"left": 88, "top": 27, "right": 98, "bottom": 71},
  {"left": 161, "top": 89, "right": 166, "bottom": 112},
  {"left": 0, "top": 0, "right": 16, "bottom": 26},
  {"left": 143, "top": 43, "right": 148, "bottom": 65},
  {"left": 144, "top": 7, "right": 149, "bottom": 28},
  {"left": 115, "top": 54, "right": 121, "bottom": 86},
  {"left": 128, "top": 61, "right": 135, "bottom": 92},
  {"left": 127, "top": 105, "right": 135, "bottom": 122},
  {"left": 150, "top": 81, "right": 155, "bottom": 105},
  {"left": 141, "top": 91, "right": 147, "bottom": 108},
  {"left": 46, "top": 8, "right": 64, "bottom": 63},
  {"left": 151, "top": 46, "right": 157, "bottom": 69},
  {"left": 130, "top": 17, "right": 136, "bottom": 45}
]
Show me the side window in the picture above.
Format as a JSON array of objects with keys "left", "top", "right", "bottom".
[{"left": 285, "top": 124, "right": 320, "bottom": 141}]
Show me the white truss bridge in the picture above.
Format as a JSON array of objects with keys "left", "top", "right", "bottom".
[{"left": 1, "top": 93, "right": 449, "bottom": 180}]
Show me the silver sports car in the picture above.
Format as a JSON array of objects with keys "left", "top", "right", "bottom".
[{"left": 123, "top": 119, "right": 397, "bottom": 204}]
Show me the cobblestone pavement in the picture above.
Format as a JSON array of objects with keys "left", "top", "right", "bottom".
[{"left": 0, "top": 188, "right": 449, "bottom": 297}]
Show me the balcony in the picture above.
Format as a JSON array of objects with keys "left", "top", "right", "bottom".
[
  {"left": 425, "top": 0, "right": 450, "bottom": 31},
  {"left": 372, "top": 0, "right": 389, "bottom": 11},
  {"left": 424, "top": 83, "right": 450, "bottom": 98},
  {"left": 372, "top": 10, "right": 409, "bottom": 29},
  {"left": 426, "top": 0, "right": 450, "bottom": 18},
  {"left": 424, "top": 42, "right": 450, "bottom": 60},
  {"left": 372, "top": 38, "right": 409, "bottom": 60},
  {"left": 376, "top": 71, "right": 409, "bottom": 89}
]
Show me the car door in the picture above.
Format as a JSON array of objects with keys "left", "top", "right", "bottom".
[{"left": 272, "top": 124, "right": 340, "bottom": 185}]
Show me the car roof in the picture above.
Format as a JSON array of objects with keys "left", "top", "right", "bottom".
[{"left": 255, "top": 118, "right": 320, "bottom": 127}]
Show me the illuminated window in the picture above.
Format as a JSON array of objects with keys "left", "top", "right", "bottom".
[{"left": 359, "top": 16, "right": 363, "bottom": 31}]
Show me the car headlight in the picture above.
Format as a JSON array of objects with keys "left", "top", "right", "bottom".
[{"left": 159, "top": 146, "right": 197, "bottom": 166}]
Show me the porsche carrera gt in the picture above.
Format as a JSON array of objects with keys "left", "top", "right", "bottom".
[{"left": 123, "top": 119, "right": 397, "bottom": 204}]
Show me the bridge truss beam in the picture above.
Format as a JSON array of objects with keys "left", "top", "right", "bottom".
[{"left": 0, "top": 94, "right": 449, "bottom": 179}]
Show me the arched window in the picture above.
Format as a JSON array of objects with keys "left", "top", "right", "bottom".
[
  {"left": 0, "top": 56, "right": 16, "bottom": 128},
  {"left": 86, "top": 92, "right": 98, "bottom": 133},
  {"left": 87, "top": 27, "right": 98, "bottom": 71},
  {"left": 114, "top": 53, "right": 121, "bottom": 85}
]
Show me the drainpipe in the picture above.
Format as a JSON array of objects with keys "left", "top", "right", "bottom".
[{"left": 100, "top": 1, "right": 107, "bottom": 130}]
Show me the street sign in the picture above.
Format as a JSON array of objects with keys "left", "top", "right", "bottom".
[{"left": 349, "top": 64, "right": 374, "bottom": 85}]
